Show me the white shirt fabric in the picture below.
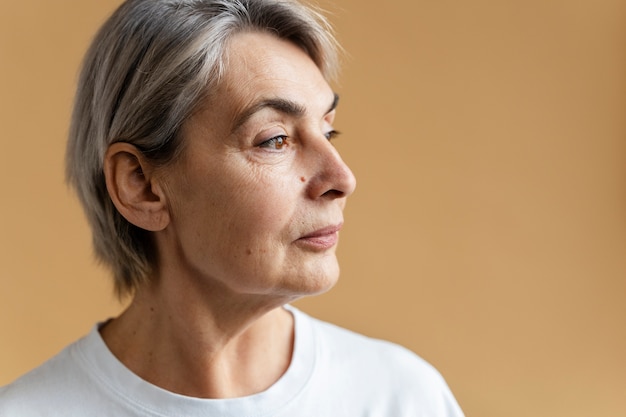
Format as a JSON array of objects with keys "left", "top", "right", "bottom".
[{"left": 0, "top": 306, "right": 464, "bottom": 416}]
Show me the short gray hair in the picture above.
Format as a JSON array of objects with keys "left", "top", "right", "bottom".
[{"left": 66, "top": 0, "right": 340, "bottom": 298}]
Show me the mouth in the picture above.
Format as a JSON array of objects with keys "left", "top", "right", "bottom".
[{"left": 296, "top": 223, "right": 343, "bottom": 251}]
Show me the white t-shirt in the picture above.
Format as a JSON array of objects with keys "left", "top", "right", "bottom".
[{"left": 0, "top": 306, "right": 464, "bottom": 416}]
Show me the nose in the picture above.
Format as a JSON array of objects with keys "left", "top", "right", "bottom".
[{"left": 305, "top": 136, "right": 357, "bottom": 200}]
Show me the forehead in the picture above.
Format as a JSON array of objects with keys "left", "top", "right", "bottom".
[
  {"left": 217, "top": 31, "right": 334, "bottom": 114},
  {"left": 181, "top": 31, "right": 335, "bottom": 141}
]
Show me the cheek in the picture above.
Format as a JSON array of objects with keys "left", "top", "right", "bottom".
[
  {"left": 230, "top": 173, "right": 300, "bottom": 238},
  {"left": 167, "top": 153, "right": 304, "bottom": 247},
  {"left": 211, "top": 162, "right": 303, "bottom": 239},
  {"left": 232, "top": 160, "right": 304, "bottom": 216}
]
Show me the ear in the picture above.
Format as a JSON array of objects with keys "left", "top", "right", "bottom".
[{"left": 104, "top": 142, "right": 170, "bottom": 232}]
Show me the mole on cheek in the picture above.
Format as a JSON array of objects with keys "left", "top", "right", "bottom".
[{"left": 299, "top": 176, "right": 306, "bottom": 183}]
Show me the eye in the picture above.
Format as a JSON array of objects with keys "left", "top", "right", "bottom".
[
  {"left": 259, "top": 135, "right": 288, "bottom": 150},
  {"left": 324, "top": 130, "right": 340, "bottom": 141}
]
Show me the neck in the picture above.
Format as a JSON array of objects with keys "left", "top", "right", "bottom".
[{"left": 100, "top": 275, "right": 295, "bottom": 399}]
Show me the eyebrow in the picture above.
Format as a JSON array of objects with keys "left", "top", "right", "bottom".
[{"left": 231, "top": 92, "right": 339, "bottom": 133}]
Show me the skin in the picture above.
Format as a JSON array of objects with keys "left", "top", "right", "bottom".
[{"left": 101, "top": 31, "right": 356, "bottom": 398}]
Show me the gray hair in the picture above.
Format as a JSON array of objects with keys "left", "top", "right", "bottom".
[{"left": 66, "top": 0, "right": 340, "bottom": 298}]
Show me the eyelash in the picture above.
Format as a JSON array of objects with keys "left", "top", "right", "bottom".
[
  {"left": 259, "top": 135, "right": 288, "bottom": 150},
  {"left": 325, "top": 130, "right": 340, "bottom": 141},
  {"left": 258, "top": 130, "right": 341, "bottom": 150}
]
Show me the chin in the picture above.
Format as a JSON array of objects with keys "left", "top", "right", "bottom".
[{"left": 292, "top": 262, "right": 341, "bottom": 297}]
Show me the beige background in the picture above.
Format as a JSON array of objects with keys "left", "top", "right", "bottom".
[{"left": 1, "top": 1, "right": 625, "bottom": 416}]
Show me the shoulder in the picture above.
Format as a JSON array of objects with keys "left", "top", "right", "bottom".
[
  {"left": 1, "top": 346, "right": 69, "bottom": 413},
  {"left": 293, "top": 308, "right": 465, "bottom": 416},
  {"left": 0, "top": 330, "right": 107, "bottom": 416},
  {"left": 309, "top": 313, "right": 443, "bottom": 384}
]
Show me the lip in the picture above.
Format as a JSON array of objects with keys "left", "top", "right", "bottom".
[{"left": 296, "top": 223, "right": 343, "bottom": 251}]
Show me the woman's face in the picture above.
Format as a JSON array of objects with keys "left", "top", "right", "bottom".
[{"left": 158, "top": 31, "right": 356, "bottom": 299}]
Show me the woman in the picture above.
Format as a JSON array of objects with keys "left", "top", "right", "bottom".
[{"left": 0, "top": 0, "right": 464, "bottom": 415}]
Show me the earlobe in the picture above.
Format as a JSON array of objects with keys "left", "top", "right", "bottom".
[{"left": 104, "top": 143, "right": 170, "bottom": 232}]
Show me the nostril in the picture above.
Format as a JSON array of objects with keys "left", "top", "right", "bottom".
[{"left": 321, "top": 189, "right": 345, "bottom": 198}]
